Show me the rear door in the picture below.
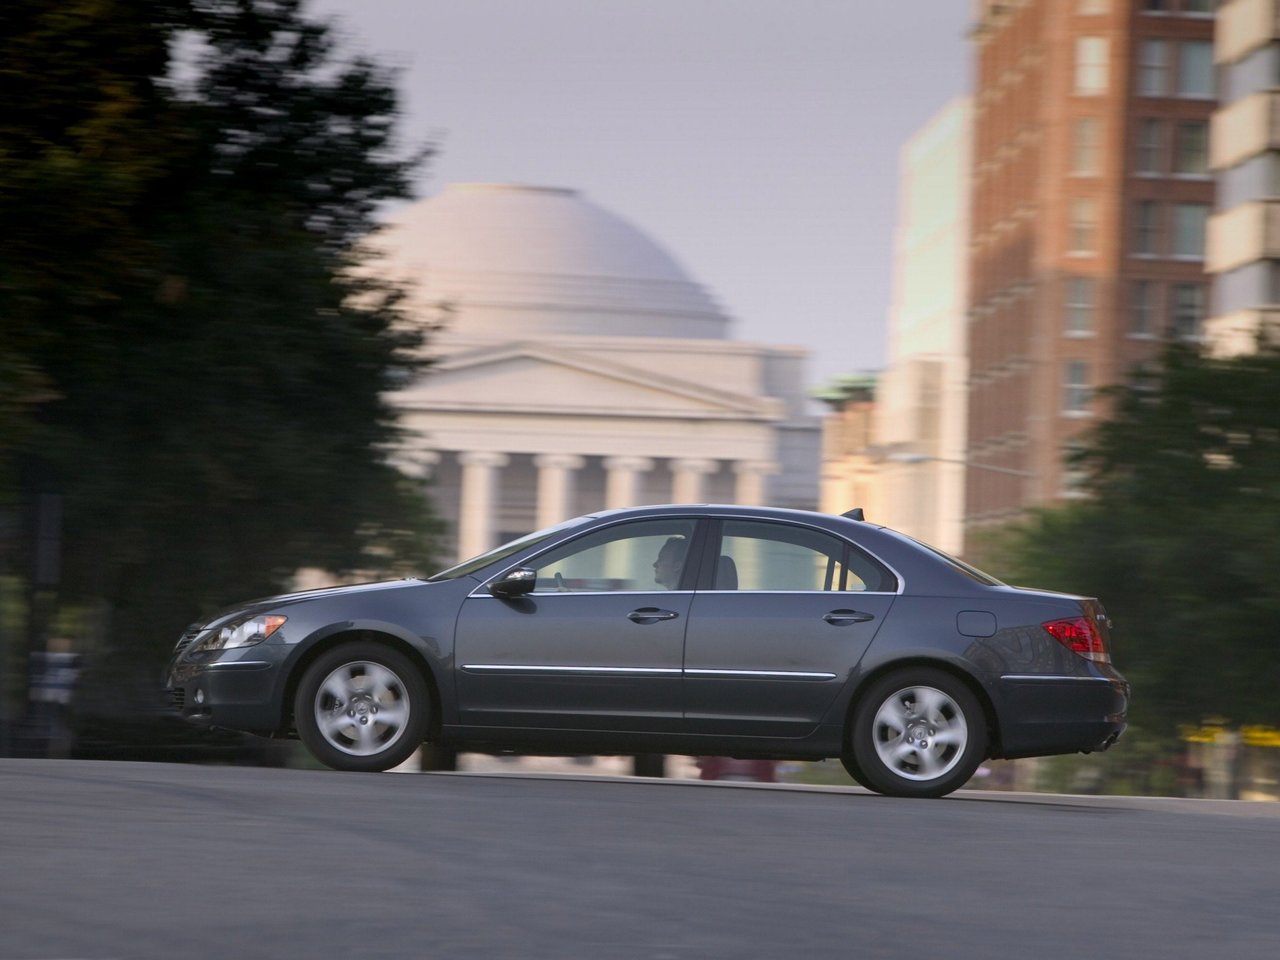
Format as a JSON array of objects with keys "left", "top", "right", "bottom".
[{"left": 682, "top": 518, "right": 897, "bottom": 738}]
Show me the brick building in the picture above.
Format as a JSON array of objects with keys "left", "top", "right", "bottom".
[{"left": 966, "top": 0, "right": 1215, "bottom": 547}]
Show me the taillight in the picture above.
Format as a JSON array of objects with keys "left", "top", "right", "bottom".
[{"left": 1042, "top": 616, "right": 1110, "bottom": 663}]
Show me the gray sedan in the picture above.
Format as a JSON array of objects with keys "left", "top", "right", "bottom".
[{"left": 165, "top": 504, "right": 1129, "bottom": 797}]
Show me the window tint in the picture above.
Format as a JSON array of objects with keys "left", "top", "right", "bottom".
[
  {"left": 716, "top": 520, "right": 895, "bottom": 593},
  {"left": 527, "top": 519, "right": 697, "bottom": 593}
]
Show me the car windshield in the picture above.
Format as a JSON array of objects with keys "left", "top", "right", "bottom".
[
  {"left": 426, "top": 516, "right": 594, "bottom": 582},
  {"left": 885, "top": 530, "right": 1005, "bottom": 586}
]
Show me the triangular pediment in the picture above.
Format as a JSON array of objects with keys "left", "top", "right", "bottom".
[{"left": 392, "top": 341, "right": 779, "bottom": 419}]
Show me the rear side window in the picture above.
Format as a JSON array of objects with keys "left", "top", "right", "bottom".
[{"left": 715, "top": 520, "right": 897, "bottom": 593}]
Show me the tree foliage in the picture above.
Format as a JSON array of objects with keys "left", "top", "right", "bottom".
[
  {"left": 1, "top": 0, "right": 439, "bottom": 676},
  {"left": 990, "top": 342, "right": 1280, "bottom": 734}
]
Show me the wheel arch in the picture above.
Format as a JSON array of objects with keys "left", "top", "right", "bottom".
[
  {"left": 281, "top": 627, "right": 444, "bottom": 740},
  {"left": 841, "top": 657, "right": 1001, "bottom": 759}
]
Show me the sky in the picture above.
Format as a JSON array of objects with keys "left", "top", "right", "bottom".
[{"left": 309, "top": 0, "right": 973, "bottom": 387}]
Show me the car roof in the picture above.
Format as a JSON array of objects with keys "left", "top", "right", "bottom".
[{"left": 584, "top": 503, "right": 884, "bottom": 528}]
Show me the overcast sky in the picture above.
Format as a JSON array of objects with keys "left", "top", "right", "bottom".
[{"left": 309, "top": 0, "right": 973, "bottom": 386}]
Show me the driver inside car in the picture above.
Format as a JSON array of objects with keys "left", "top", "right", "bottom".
[{"left": 652, "top": 536, "right": 688, "bottom": 589}]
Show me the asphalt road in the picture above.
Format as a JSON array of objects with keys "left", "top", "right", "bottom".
[{"left": 2, "top": 759, "right": 1278, "bottom": 960}]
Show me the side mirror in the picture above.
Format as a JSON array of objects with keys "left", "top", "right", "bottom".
[{"left": 488, "top": 567, "right": 537, "bottom": 598}]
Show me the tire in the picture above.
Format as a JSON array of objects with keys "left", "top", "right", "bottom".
[
  {"left": 294, "top": 642, "right": 429, "bottom": 772},
  {"left": 838, "top": 752, "right": 875, "bottom": 791},
  {"left": 849, "top": 667, "right": 987, "bottom": 798}
]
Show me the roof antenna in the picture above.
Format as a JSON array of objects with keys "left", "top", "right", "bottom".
[{"left": 843, "top": 508, "right": 865, "bottom": 521}]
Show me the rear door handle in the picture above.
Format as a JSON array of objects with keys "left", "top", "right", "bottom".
[
  {"left": 628, "top": 607, "right": 679, "bottom": 623},
  {"left": 823, "top": 609, "right": 875, "bottom": 625}
]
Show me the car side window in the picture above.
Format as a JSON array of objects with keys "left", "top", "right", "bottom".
[
  {"left": 527, "top": 519, "right": 699, "bottom": 593},
  {"left": 716, "top": 520, "right": 895, "bottom": 592}
]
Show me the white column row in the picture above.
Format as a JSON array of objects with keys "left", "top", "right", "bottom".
[{"left": 447, "top": 452, "right": 779, "bottom": 561}]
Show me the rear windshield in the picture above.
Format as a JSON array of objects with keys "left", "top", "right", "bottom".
[{"left": 885, "top": 530, "right": 1005, "bottom": 586}]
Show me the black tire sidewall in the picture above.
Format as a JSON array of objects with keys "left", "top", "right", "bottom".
[
  {"left": 294, "top": 642, "right": 429, "bottom": 772},
  {"left": 851, "top": 667, "right": 987, "bottom": 799}
]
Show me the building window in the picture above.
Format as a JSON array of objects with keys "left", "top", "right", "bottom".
[
  {"left": 1138, "top": 39, "right": 1169, "bottom": 96},
  {"left": 1170, "top": 283, "right": 1205, "bottom": 339},
  {"left": 1069, "top": 198, "right": 1098, "bottom": 253},
  {"left": 1172, "top": 202, "right": 1208, "bottom": 258},
  {"left": 1130, "top": 280, "right": 1157, "bottom": 336},
  {"left": 1183, "top": 0, "right": 1213, "bottom": 13},
  {"left": 1173, "top": 120, "right": 1209, "bottom": 175},
  {"left": 1134, "top": 200, "right": 1161, "bottom": 255},
  {"left": 1063, "top": 361, "right": 1092, "bottom": 415},
  {"left": 1073, "top": 117, "right": 1102, "bottom": 175},
  {"left": 1177, "top": 41, "right": 1214, "bottom": 98},
  {"left": 1065, "top": 278, "right": 1097, "bottom": 335},
  {"left": 1075, "top": 37, "right": 1109, "bottom": 95},
  {"left": 1136, "top": 119, "right": 1164, "bottom": 174},
  {"left": 1142, "top": 0, "right": 1169, "bottom": 10},
  {"left": 1061, "top": 441, "right": 1089, "bottom": 498}
]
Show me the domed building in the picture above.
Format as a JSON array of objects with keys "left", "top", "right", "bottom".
[{"left": 380, "top": 183, "right": 820, "bottom": 560}]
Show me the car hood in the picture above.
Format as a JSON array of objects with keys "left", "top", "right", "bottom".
[{"left": 202, "top": 579, "right": 425, "bottom": 627}]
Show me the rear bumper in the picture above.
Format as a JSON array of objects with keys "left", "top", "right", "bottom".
[{"left": 993, "top": 673, "right": 1129, "bottom": 760}]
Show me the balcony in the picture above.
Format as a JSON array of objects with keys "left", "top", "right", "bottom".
[
  {"left": 1206, "top": 200, "right": 1280, "bottom": 274},
  {"left": 1216, "top": 0, "right": 1280, "bottom": 66},
  {"left": 1205, "top": 308, "right": 1280, "bottom": 357},
  {"left": 1210, "top": 91, "right": 1280, "bottom": 170}
]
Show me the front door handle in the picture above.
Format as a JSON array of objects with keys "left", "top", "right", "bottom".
[
  {"left": 628, "top": 607, "right": 679, "bottom": 623},
  {"left": 823, "top": 609, "right": 875, "bottom": 625}
]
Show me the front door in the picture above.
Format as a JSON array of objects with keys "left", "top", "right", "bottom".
[{"left": 454, "top": 517, "right": 702, "bottom": 732}]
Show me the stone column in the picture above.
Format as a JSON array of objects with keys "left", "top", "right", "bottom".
[
  {"left": 533, "top": 454, "right": 585, "bottom": 529},
  {"left": 456, "top": 451, "right": 509, "bottom": 561},
  {"left": 733, "top": 460, "right": 778, "bottom": 506},
  {"left": 670, "top": 458, "right": 718, "bottom": 504},
  {"left": 603, "top": 456, "right": 654, "bottom": 509}
]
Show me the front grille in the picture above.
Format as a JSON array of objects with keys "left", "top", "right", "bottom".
[{"left": 168, "top": 687, "right": 185, "bottom": 711}]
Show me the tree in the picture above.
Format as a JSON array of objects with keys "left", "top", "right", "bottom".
[
  {"left": 0, "top": 0, "right": 440, "bottom": 722},
  {"left": 992, "top": 342, "right": 1280, "bottom": 736}
]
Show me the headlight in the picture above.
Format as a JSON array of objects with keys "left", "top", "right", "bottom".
[{"left": 194, "top": 614, "right": 287, "bottom": 652}]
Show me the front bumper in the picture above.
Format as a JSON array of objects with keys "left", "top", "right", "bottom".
[
  {"left": 166, "top": 648, "right": 286, "bottom": 735},
  {"left": 993, "top": 673, "right": 1130, "bottom": 760}
]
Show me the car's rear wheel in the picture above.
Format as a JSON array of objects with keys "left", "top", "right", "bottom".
[
  {"left": 849, "top": 667, "right": 986, "bottom": 798},
  {"left": 295, "top": 643, "right": 429, "bottom": 772}
]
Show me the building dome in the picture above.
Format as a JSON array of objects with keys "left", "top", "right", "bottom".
[{"left": 379, "top": 183, "right": 729, "bottom": 339}]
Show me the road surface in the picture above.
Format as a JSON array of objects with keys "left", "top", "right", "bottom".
[{"left": 2, "top": 759, "right": 1277, "bottom": 959}]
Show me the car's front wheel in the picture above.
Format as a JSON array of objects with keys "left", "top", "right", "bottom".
[
  {"left": 847, "top": 667, "right": 987, "bottom": 798},
  {"left": 295, "top": 643, "right": 429, "bottom": 772}
]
